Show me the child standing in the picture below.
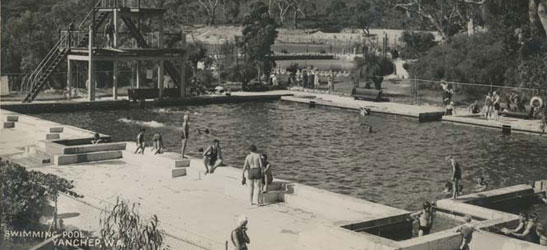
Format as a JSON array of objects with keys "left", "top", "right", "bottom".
[
  {"left": 134, "top": 128, "right": 146, "bottom": 154},
  {"left": 456, "top": 215, "right": 480, "bottom": 250}
]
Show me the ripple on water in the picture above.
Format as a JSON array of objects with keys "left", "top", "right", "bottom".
[{"left": 36, "top": 102, "right": 547, "bottom": 211}]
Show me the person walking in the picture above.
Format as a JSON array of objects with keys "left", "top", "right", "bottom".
[
  {"left": 446, "top": 155, "right": 462, "bottom": 199},
  {"left": 134, "top": 128, "right": 146, "bottom": 154},
  {"left": 181, "top": 114, "right": 189, "bottom": 159},
  {"left": 242, "top": 145, "right": 264, "bottom": 205},
  {"left": 231, "top": 216, "right": 250, "bottom": 250}
]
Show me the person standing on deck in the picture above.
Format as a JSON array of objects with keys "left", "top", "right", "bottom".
[
  {"left": 181, "top": 114, "right": 189, "bottom": 159},
  {"left": 231, "top": 216, "right": 250, "bottom": 250},
  {"left": 446, "top": 155, "right": 462, "bottom": 199},
  {"left": 261, "top": 154, "right": 273, "bottom": 193},
  {"left": 152, "top": 133, "right": 164, "bottom": 155},
  {"left": 104, "top": 18, "right": 114, "bottom": 48},
  {"left": 242, "top": 145, "right": 264, "bottom": 205}
]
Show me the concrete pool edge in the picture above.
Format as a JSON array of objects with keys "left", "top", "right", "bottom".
[{"left": 2, "top": 109, "right": 547, "bottom": 250}]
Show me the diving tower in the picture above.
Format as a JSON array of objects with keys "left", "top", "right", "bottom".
[{"left": 22, "top": 0, "right": 187, "bottom": 103}]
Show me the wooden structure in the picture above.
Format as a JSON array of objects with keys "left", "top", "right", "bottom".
[{"left": 22, "top": 0, "right": 187, "bottom": 103}]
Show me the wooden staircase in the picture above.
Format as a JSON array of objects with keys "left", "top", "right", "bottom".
[{"left": 22, "top": 1, "right": 109, "bottom": 103}]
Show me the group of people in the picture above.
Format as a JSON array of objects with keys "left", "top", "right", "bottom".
[
  {"left": 501, "top": 211, "right": 547, "bottom": 246},
  {"left": 483, "top": 91, "right": 502, "bottom": 120},
  {"left": 410, "top": 202, "right": 480, "bottom": 250},
  {"left": 241, "top": 144, "right": 274, "bottom": 206},
  {"left": 133, "top": 129, "right": 165, "bottom": 155},
  {"left": 293, "top": 67, "right": 338, "bottom": 91},
  {"left": 409, "top": 154, "right": 547, "bottom": 249}
]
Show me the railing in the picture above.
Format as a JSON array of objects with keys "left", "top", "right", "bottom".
[
  {"left": 60, "top": 30, "right": 165, "bottom": 49},
  {"left": 23, "top": 0, "right": 104, "bottom": 99},
  {"left": 22, "top": 33, "right": 68, "bottom": 95}
]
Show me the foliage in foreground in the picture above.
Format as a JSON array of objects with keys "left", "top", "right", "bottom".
[
  {"left": 99, "top": 197, "right": 169, "bottom": 250},
  {"left": 0, "top": 159, "right": 80, "bottom": 230}
]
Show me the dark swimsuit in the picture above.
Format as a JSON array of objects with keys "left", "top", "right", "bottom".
[{"left": 207, "top": 146, "right": 218, "bottom": 165}]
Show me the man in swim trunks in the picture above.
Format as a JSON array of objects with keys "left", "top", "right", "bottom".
[
  {"left": 411, "top": 201, "right": 435, "bottom": 236},
  {"left": 152, "top": 133, "right": 164, "bottom": 155},
  {"left": 242, "top": 144, "right": 264, "bottom": 205},
  {"left": 203, "top": 139, "right": 223, "bottom": 174},
  {"left": 446, "top": 155, "right": 462, "bottom": 199},
  {"left": 181, "top": 114, "right": 189, "bottom": 159}
]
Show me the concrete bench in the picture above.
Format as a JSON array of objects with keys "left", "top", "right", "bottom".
[
  {"left": 54, "top": 150, "right": 123, "bottom": 165},
  {"left": 351, "top": 88, "right": 390, "bottom": 102},
  {"left": 6, "top": 115, "right": 19, "bottom": 122},
  {"left": 172, "top": 159, "right": 191, "bottom": 177},
  {"left": 46, "top": 133, "right": 60, "bottom": 140},
  {"left": 3, "top": 121, "right": 15, "bottom": 128},
  {"left": 50, "top": 127, "right": 64, "bottom": 133}
]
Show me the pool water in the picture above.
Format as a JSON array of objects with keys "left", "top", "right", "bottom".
[{"left": 34, "top": 101, "right": 547, "bottom": 210}]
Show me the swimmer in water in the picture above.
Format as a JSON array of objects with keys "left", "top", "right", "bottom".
[
  {"left": 410, "top": 201, "right": 435, "bottom": 236},
  {"left": 474, "top": 176, "right": 488, "bottom": 192},
  {"left": 360, "top": 107, "right": 371, "bottom": 116}
]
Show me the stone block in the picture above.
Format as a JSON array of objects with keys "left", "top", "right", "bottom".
[
  {"left": 62, "top": 142, "right": 127, "bottom": 154},
  {"left": 54, "top": 151, "right": 123, "bottom": 165},
  {"left": 46, "top": 133, "right": 61, "bottom": 140},
  {"left": 50, "top": 127, "right": 64, "bottom": 133},
  {"left": 3, "top": 121, "right": 15, "bottom": 128},
  {"left": 174, "top": 159, "right": 191, "bottom": 168},
  {"left": 172, "top": 168, "right": 187, "bottom": 177},
  {"left": 6, "top": 115, "right": 19, "bottom": 122}
]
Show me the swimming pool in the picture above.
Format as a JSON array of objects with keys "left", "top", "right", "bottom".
[{"left": 34, "top": 101, "right": 547, "bottom": 210}]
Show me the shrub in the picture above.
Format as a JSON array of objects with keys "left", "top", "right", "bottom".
[
  {"left": 100, "top": 198, "right": 169, "bottom": 250},
  {"left": 0, "top": 159, "right": 80, "bottom": 230}
]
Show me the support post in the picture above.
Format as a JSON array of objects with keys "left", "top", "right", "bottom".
[
  {"left": 136, "top": 61, "right": 141, "bottom": 89},
  {"left": 67, "top": 59, "right": 72, "bottom": 100},
  {"left": 158, "top": 15, "right": 165, "bottom": 99},
  {"left": 180, "top": 28, "right": 187, "bottom": 97},
  {"left": 113, "top": 62, "right": 118, "bottom": 100},
  {"left": 88, "top": 25, "right": 96, "bottom": 101},
  {"left": 113, "top": 8, "right": 119, "bottom": 48}
]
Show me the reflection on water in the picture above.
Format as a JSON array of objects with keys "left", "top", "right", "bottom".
[{"left": 35, "top": 101, "right": 547, "bottom": 210}]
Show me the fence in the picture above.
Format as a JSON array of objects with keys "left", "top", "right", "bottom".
[{"left": 407, "top": 78, "right": 542, "bottom": 111}]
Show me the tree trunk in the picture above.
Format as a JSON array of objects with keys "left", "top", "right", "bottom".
[
  {"left": 293, "top": 11, "right": 298, "bottom": 29},
  {"left": 538, "top": 0, "right": 547, "bottom": 37}
]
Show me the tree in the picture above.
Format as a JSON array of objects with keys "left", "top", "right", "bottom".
[
  {"left": 289, "top": 0, "right": 314, "bottom": 29},
  {"left": 237, "top": 1, "right": 278, "bottom": 78},
  {"left": 390, "top": 0, "right": 489, "bottom": 41},
  {"left": 351, "top": 1, "right": 382, "bottom": 36},
  {"left": 99, "top": 198, "right": 169, "bottom": 250},
  {"left": 327, "top": 0, "right": 349, "bottom": 27},
  {"left": 223, "top": 0, "right": 242, "bottom": 24},
  {"left": 275, "top": 0, "right": 293, "bottom": 25},
  {"left": 399, "top": 31, "right": 437, "bottom": 59},
  {"left": 353, "top": 53, "right": 394, "bottom": 90},
  {"left": 197, "top": 0, "right": 221, "bottom": 25}
]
